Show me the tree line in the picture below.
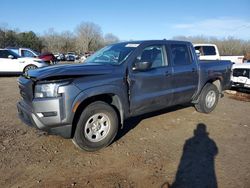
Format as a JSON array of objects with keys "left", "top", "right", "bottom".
[
  {"left": 0, "top": 22, "right": 119, "bottom": 54},
  {"left": 173, "top": 35, "right": 250, "bottom": 56},
  {"left": 41, "top": 22, "right": 119, "bottom": 54},
  {"left": 0, "top": 22, "right": 250, "bottom": 57},
  {"left": 0, "top": 29, "right": 43, "bottom": 52}
]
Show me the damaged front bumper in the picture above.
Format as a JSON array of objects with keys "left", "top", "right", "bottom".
[{"left": 17, "top": 98, "right": 72, "bottom": 138}]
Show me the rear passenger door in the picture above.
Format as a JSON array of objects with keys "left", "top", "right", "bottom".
[
  {"left": 129, "top": 44, "right": 173, "bottom": 115},
  {"left": 170, "top": 44, "right": 198, "bottom": 105}
]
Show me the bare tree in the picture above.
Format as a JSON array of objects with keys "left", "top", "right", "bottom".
[
  {"left": 42, "top": 28, "right": 60, "bottom": 52},
  {"left": 42, "top": 28, "right": 76, "bottom": 53},
  {"left": 59, "top": 31, "right": 76, "bottom": 53},
  {"left": 173, "top": 35, "right": 250, "bottom": 56},
  {"left": 41, "top": 23, "right": 120, "bottom": 54},
  {"left": 104, "top": 33, "right": 119, "bottom": 45},
  {"left": 75, "top": 22, "right": 103, "bottom": 53}
]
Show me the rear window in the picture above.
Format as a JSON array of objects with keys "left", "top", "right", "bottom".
[
  {"left": 195, "top": 46, "right": 216, "bottom": 56},
  {"left": 233, "top": 69, "right": 250, "bottom": 78}
]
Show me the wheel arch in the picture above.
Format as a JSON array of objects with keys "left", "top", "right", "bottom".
[
  {"left": 23, "top": 64, "right": 38, "bottom": 73},
  {"left": 193, "top": 77, "right": 222, "bottom": 103},
  {"left": 71, "top": 92, "right": 124, "bottom": 138},
  {"left": 212, "top": 79, "right": 222, "bottom": 93}
]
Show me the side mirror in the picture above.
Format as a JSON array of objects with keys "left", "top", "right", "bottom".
[
  {"left": 133, "top": 61, "right": 152, "bottom": 71},
  {"left": 195, "top": 50, "right": 201, "bottom": 59},
  {"left": 8, "top": 55, "right": 14, "bottom": 59}
]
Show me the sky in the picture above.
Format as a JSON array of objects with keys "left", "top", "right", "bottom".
[{"left": 0, "top": 0, "right": 250, "bottom": 40}]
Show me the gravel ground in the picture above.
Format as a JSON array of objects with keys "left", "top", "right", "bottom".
[{"left": 0, "top": 76, "right": 249, "bottom": 188}]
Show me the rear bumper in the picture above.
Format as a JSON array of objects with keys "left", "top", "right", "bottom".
[{"left": 17, "top": 100, "right": 72, "bottom": 138}]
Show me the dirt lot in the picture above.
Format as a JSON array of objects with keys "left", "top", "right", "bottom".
[{"left": 0, "top": 76, "right": 250, "bottom": 188}]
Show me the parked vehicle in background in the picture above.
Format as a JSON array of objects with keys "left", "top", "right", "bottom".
[
  {"left": 193, "top": 44, "right": 244, "bottom": 64},
  {"left": 7, "top": 47, "right": 57, "bottom": 65},
  {"left": 8, "top": 47, "right": 39, "bottom": 58},
  {"left": 54, "top": 53, "right": 65, "bottom": 61},
  {"left": 65, "top": 52, "right": 76, "bottom": 61},
  {"left": 80, "top": 55, "right": 86, "bottom": 63},
  {"left": 17, "top": 40, "right": 232, "bottom": 151},
  {"left": 231, "top": 63, "right": 250, "bottom": 89},
  {"left": 38, "top": 52, "right": 57, "bottom": 65},
  {"left": 243, "top": 52, "right": 250, "bottom": 63},
  {"left": 0, "top": 49, "right": 48, "bottom": 75}
]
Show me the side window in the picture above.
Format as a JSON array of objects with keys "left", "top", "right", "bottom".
[
  {"left": 194, "top": 46, "right": 216, "bottom": 56},
  {"left": 11, "top": 49, "right": 19, "bottom": 54},
  {"left": 0, "top": 51, "right": 4, "bottom": 58},
  {"left": 171, "top": 44, "right": 191, "bottom": 66},
  {"left": 0, "top": 50, "right": 11, "bottom": 58},
  {"left": 21, "top": 50, "right": 35, "bottom": 57},
  {"left": 194, "top": 46, "right": 203, "bottom": 55},
  {"left": 137, "top": 45, "right": 167, "bottom": 68},
  {"left": 203, "top": 46, "right": 216, "bottom": 55}
]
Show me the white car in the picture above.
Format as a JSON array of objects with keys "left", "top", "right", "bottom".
[
  {"left": 231, "top": 63, "right": 250, "bottom": 89},
  {"left": 0, "top": 49, "right": 48, "bottom": 75},
  {"left": 193, "top": 44, "right": 244, "bottom": 64}
]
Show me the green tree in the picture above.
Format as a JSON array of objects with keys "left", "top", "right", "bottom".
[{"left": 17, "top": 31, "right": 43, "bottom": 51}]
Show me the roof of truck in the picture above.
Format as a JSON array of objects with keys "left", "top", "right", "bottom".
[
  {"left": 116, "top": 40, "right": 192, "bottom": 45},
  {"left": 193, "top": 44, "right": 217, "bottom": 47}
]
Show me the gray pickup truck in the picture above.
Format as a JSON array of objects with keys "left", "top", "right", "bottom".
[{"left": 17, "top": 40, "right": 232, "bottom": 151}]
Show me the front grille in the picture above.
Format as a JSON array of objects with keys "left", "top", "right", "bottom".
[
  {"left": 233, "top": 68, "right": 250, "bottom": 78},
  {"left": 18, "top": 76, "right": 34, "bottom": 102}
]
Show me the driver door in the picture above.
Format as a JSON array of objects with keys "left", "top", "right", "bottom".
[{"left": 128, "top": 44, "right": 173, "bottom": 115}]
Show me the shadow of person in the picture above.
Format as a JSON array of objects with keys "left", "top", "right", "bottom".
[{"left": 171, "top": 123, "right": 218, "bottom": 188}]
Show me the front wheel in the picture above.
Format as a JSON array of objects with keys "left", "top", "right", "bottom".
[
  {"left": 194, "top": 83, "right": 219, "bottom": 113},
  {"left": 23, "top": 65, "right": 38, "bottom": 74},
  {"left": 73, "top": 101, "right": 118, "bottom": 151}
]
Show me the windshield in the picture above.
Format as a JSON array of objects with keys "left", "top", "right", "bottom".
[
  {"left": 85, "top": 43, "right": 140, "bottom": 65},
  {"left": 33, "top": 50, "right": 40, "bottom": 56}
]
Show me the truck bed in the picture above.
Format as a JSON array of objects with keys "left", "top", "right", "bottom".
[{"left": 198, "top": 60, "right": 232, "bottom": 92}]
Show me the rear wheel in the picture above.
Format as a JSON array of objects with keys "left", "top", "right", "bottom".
[
  {"left": 23, "top": 65, "right": 37, "bottom": 74},
  {"left": 194, "top": 83, "right": 219, "bottom": 113},
  {"left": 73, "top": 101, "right": 118, "bottom": 151}
]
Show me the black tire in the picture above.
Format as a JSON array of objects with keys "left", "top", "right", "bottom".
[
  {"left": 194, "top": 83, "right": 219, "bottom": 113},
  {"left": 73, "top": 101, "right": 118, "bottom": 151},
  {"left": 23, "top": 65, "right": 37, "bottom": 74}
]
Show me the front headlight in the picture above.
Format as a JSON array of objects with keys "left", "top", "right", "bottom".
[
  {"left": 34, "top": 80, "right": 71, "bottom": 98},
  {"left": 35, "top": 83, "right": 59, "bottom": 98}
]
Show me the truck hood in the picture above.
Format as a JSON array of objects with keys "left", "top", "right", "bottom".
[{"left": 26, "top": 63, "right": 115, "bottom": 81}]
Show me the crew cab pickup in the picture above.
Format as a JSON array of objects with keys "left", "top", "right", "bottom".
[
  {"left": 17, "top": 40, "right": 232, "bottom": 151},
  {"left": 193, "top": 44, "right": 244, "bottom": 64}
]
